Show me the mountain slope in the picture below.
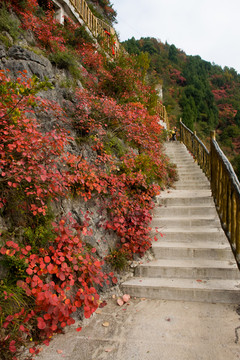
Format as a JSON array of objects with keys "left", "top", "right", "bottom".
[{"left": 123, "top": 37, "right": 240, "bottom": 176}]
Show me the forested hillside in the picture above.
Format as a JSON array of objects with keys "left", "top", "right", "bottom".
[
  {"left": 0, "top": 1, "right": 176, "bottom": 358},
  {"left": 123, "top": 37, "right": 240, "bottom": 177}
]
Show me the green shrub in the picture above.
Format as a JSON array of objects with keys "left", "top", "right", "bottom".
[
  {"left": 0, "top": 33, "right": 11, "bottom": 48},
  {"left": 74, "top": 26, "right": 94, "bottom": 45},
  {"left": 1, "top": 253, "right": 28, "bottom": 284},
  {"left": 104, "top": 132, "right": 126, "bottom": 157},
  {"left": 49, "top": 51, "right": 81, "bottom": 78},
  {"left": 0, "top": 5, "right": 21, "bottom": 41},
  {"left": 105, "top": 249, "right": 129, "bottom": 271}
]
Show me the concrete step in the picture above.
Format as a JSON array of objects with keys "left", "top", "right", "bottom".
[
  {"left": 175, "top": 184, "right": 210, "bottom": 190},
  {"left": 122, "top": 141, "right": 240, "bottom": 304},
  {"left": 176, "top": 177, "right": 209, "bottom": 183},
  {"left": 135, "top": 259, "right": 239, "bottom": 280},
  {"left": 176, "top": 165, "right": 201, "bottom": 170},
  {"left": 171, "top": 159, "right": 195, "bottom": 164},
  {"left": 174, "top": 183, "right": 211, "bottom": 190},
  {"left": 177, "top": 171, "right": 206, "bottom": 177},
  {"left": 153, "top": 228, "right": 227, "bottom": 241},
  {"left": 152, "top": 241, "right": 233, "bottom": 260},
  {"left": 170, "top": 157, "right": 195, "bottom": 161},
  {"left": 152, "top": 216, "right": 221, "bottom": 228},
  {"left": 157, "top": 197, "right": 214, "bottom": 206},
  {"left": 176, "top": 174, "right": 209, "bottom": 181},
  {"left": 156, "top": 191, "right": 214, "bottom": 206},
  {"left": 121, "top": 277, "right": 240, "bottom": 304},
  {"left": 154, "top": 205, "right": 216, "bottom": 217}
]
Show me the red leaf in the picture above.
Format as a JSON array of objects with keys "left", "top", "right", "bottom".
[
  {"left": 44, "top": 256, "right": 51, "bottom": 263},
  {"left": 76, "top": 327, "right": 82, "bottom": 332},
  {"left": 99, "top": 300, "right": 107, "bottom": 308},
  {"left": 37, "top": 317, "right": 46, "bottom": 330}
]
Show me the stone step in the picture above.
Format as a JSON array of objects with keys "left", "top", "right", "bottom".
[
  {"left": 121, "top": 141, "right": 240, "bottom": 304},
  {"left": 171, "top": 159, "right": 195, "bottom": 164},
  {"left": 135, "top": 259, "right": 239, "bottom": 280},
  {"left": 121, "top": 277, "right": 240, "bottom": 304},
  {"left": 170, "top": 158, "right": 195, "bottom": 162},
  {"left": 157, "top": 197, "right": 214, "bottom": 206},
  {"left": 153, "top": 228, "right": 226, "bottom": 241},
  {"left": 176, "top": 165, "right": 201, "bottom": 170},
  {"left": 156, "top": 191, "right": 214, "bottom": 206},
  {"left": 176, "top": 174, "right": 209, "bottom": 181},
  {"left": 174, "top": 182, "right": 210, "bottom": 188},
  {"left": 177, "top": 171, "right": 206, "bottom": 177},
  {"left": 154, "top": 205, "right": 216, "bottom": 217},
  {"left": 152, "top": 216, "right": 221, "bottom": 228},
  {"left": 175, "top": 184, "right": 210, "bottom": 190},
  {"left": 152, "top": 241, "right": 233, "bottom": 260},
  {"left": 176, "top": 177, "right": 209, "bottom": 183}
]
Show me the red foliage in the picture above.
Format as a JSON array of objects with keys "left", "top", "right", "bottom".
[
  {"left": 0, "top": 2, "right": 175, "bottom": 357},
  {"left": 1, "top": 216, "right": 109, "bottom": 351}
]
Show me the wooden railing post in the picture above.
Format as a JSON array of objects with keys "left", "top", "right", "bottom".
[{"left": 69, "top": 0, "right": 120, "bottom": 57}]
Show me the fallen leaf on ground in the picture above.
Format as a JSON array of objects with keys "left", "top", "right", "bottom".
[
  {"left": 165, "top": 318, "right": 171, "bottom": 322},
  {"left": 95, "top": 310, "right": 102, "bottom": 314},
  {"left": 122, "top": 294, "right": 130, "bottom": 303},
  {"left": 105, "top": 348, "right": 113, "bottom": 352},
  {"left": 76, "top": 327, "right": 82, "bottom": 332},
  {"left": 112, "top": 294, "right": 116, "bottom": 299},
  {"left": 117, "top": 298, "right": 124, "bottom": 306},
  {"left": 99, "top": 300, "right": 107, "bottom": 308},
  {"left": 102, "top": 322, "right": 110, "bottom": 327},
  {"left": 196, "top": 279, "right": 202, "bottom": 282},
  {"left": 57, "top": 350, "right": 63, "bottom": 354}
]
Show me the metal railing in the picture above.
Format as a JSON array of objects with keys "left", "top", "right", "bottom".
[
  {"left": 180, "top": 120, "right": 240, "bottom": 265},
  {"left": 68, "top": 0, "right": 120, "bottom": 56}
]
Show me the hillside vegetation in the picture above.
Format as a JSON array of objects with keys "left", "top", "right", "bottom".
[
  {"left": 0, "top": 1, "right": 175, "bottom": 358},
  {"left": 123, "top": 37, "right": 240, "bottom": 177}
]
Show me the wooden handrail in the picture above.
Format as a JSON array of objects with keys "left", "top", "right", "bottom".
[
  {"left": 68, "top": 0, "right": 120, "bottom": 56},
  {"left": 157, "top": 101, "right": 169, "bottom": 130},
  {"left": 180, "top": 120, "right": 240, "bottom": 265}
]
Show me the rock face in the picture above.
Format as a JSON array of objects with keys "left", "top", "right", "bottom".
[
  {"left": 0, "top": 44, "right": 53, "bottom": 80},
  {"left": 0, "top": 34, "right": 118, "bottom": 270}
]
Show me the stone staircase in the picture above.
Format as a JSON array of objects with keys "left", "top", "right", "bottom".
[{"left": 121, "top": 142, "right": 240, "bottom": 303}]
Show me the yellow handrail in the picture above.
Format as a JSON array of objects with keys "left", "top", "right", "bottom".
[
  {"left": 180, "top": 120, "right": 240, "bottom": 266},
  {"left": 69, "top": 0, "right": 119, "bottom": 56}
]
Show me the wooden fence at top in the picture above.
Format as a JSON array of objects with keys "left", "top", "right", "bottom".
[
  {"left": 69, "top": 0, "right": 119, "bottom": 56},
  {"left": 180, "top": 120, "right": 240, "bottom": 266},
  {"left": 157, "top": 101, "right": 169, "bottom": 130}
]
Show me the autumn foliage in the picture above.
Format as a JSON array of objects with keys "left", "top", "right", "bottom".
[{"left": 0, "top": 1, "right": 175, "bottom": 358}]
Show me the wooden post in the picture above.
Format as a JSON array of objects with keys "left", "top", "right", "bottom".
[{"left": 210, "top": 130, "right": 216, "bottom": 140}]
